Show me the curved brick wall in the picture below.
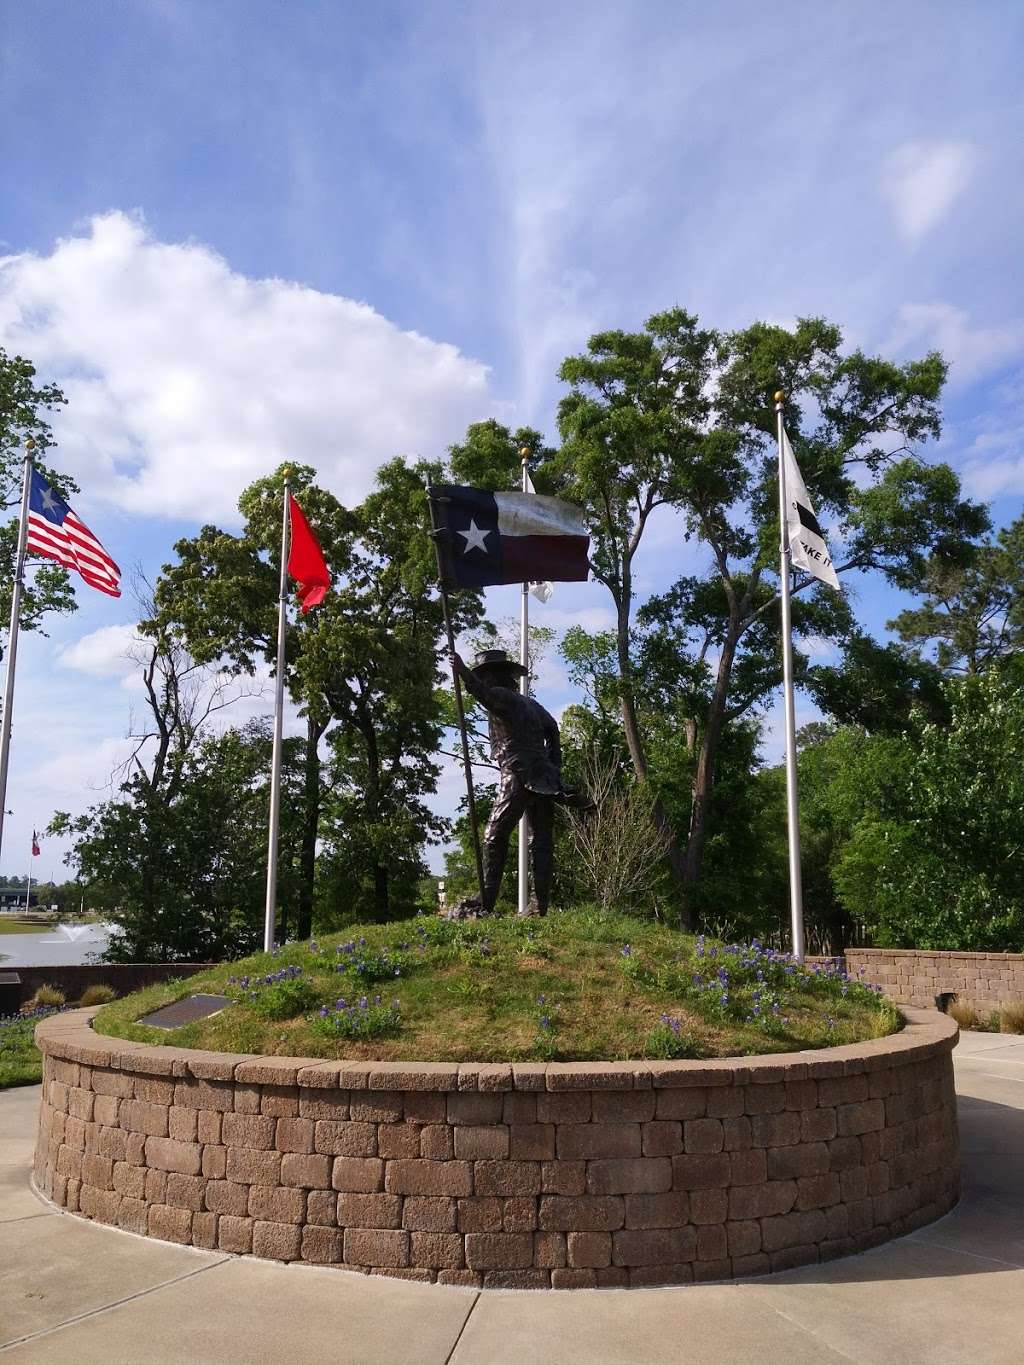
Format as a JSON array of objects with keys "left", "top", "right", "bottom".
[{"left": 32, "top": 1009, "right": 960, "bottom": 1288}]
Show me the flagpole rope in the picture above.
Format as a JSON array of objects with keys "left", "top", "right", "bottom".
[
  {"left": 517, "top": 447, "right": 531, "bottom": 917},
  {"left": 426, "top": 488, "right": 487, "bottom": 908},
  {"left": 775, "top": 393, "right": 806, "bottom": 962},
  {"left": 263, "top": 469, "right": 291, "bottom": 952},
  {"left": 0, "top": 437, "right": 35, "bottom": 868}
]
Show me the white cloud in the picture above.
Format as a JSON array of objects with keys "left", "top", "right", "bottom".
[
  {"left": 58, "top": 623, "right": 141, "bottom": 679},
  {"left": 0, "top": 212, "right": 494, "bottom": 522},
  {"left": 884, "top": 302, "right": 1024, "bottom": 385},
  {"left": 880, "top": 140, "right": 975, "bottom": 243}
]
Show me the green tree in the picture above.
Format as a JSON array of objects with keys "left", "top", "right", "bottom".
[
  {"left": 549, "top": 310, "right": 985, "bottom": 926},
  {"left": 0, "top": 348, "right": 78, "bottom": 652},
  {"left": 52, "top": 721, "right": 301, "bottom": 962},
  {"left": 889, "top": 514, "right": 1024, "bottom": 675},
  {"left": 831, "top": 670, "right": 1024, "bottom": 951},
  {"left": 152, "top": 459, "right": 479, "bottom": 933}
]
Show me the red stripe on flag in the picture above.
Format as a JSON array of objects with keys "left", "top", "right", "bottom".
[{"left": 500, "top": 534, "right": 590, "bottom": 585}]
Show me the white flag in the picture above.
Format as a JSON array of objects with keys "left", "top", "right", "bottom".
[
  {"left": 782, "top": 427, "right": 841, "bottom": 591},
  {"left": 524, "top": 469, "right": 554, "bottom": 602}
]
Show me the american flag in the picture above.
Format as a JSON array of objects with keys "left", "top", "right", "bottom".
[{"left": 26, "top": 469, "right": 121, "bottom": 598}]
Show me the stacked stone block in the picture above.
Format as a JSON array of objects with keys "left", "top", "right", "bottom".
[
  {"left": 33, "top": 1010, "right": 960, "bottom": 1288},
  {"left": 834, "top": 950, "right": 1024, "bottom": 1014}
]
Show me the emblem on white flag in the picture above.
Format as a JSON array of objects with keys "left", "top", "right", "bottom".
[{"left": 781, "top": 428, "right": 841, "bottom": 592}]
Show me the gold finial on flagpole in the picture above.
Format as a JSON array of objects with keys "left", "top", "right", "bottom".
[
  {"left": 25, "top": 437, "right": 35, "bottom": 453},
  {"left": 282, "top": 466, "right": 291, "bottom": 481},
  {"left": 519, "top": 446, "right": 530, "bottom": 463},
  {"left": 773, "top": 390, "right": 786, "bottom": 405}
]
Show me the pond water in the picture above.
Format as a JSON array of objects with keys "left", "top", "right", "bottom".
[{"left": 0, "top": 921, "right": 113, "bottom": 967}]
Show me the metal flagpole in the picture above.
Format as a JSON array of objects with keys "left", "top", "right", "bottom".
[
  {"left": 775, "top": 392, "right": 806, "bottom": 962},
  {"left": 426, "top": 489, "right": 487, "bottom": 908},
  {"left": 517, "top": 447, "right": 531, "bottom": 916},
  {"left": 263, "top": 469, "right": 291, "bottom": 952},
  {"left": 0, "top": 438, "right": 35, "bottom": 869}
]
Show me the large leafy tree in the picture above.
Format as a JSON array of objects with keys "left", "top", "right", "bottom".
[
  {"left": 0, "top": 348, "right": 77, "bottom": 652},
  {"left": 549, "top": 310, "right": 986, "bottom": 926},
  {"left": 151, "top": 458, "right": 478, "bottom": 934},
  {"left": 889, "top": 513, "right": 1024, "bottom": 675},
  {"left": 810, "top": 671, "right": 1024, "bottom": 951},
  {"left": 149, "top": 464, "right": 351, "bottom": 939},
  {"left": 53, "top": 721, "right": 302, "bottom": 962}
]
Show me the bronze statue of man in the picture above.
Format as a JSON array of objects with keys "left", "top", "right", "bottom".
[{"left": 453, "top": 648, "right": 588, "bottom": 916}]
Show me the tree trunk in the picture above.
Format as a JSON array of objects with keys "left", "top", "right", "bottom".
[
  {"left": 614, "top": 602, "right": 694, "bottom": 927},
  {"left": 372, "top": 861, "right": 390, "bottom": 921},
  {"left": 680, "top": 632, "right": 738, "bottom": 914},
  {"left": 296, "top": 715, "right": 324, "bottom": 941}
]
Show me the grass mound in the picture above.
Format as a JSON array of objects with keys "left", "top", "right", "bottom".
[{"left": 93, "top": 909, "right": 899, "bottom": 1062}]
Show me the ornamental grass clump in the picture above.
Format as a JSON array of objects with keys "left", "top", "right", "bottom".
[
  {"left": 23, "top": 984, "right": 65, "bottom": 1011},
  {"left": 310, "top": 995, "right": 401, "bottom": 1040},
  {"left": 948, "top": 999, "right": 980, "bottom": 1031},
  {"left": 1000, "top": 1001, "right": 1024, "bottom": 1034},
  {"left": 78, "top": 984, "right": 117, "bottom": 1007}
]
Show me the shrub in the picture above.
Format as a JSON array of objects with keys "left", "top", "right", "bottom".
[
  {"left": 565, "top": 752, "right": 670, "bottom": 915},
  {"left": 948, "top": 1000, "right": 979, "bottom": 1031},
  {"left": 79, "top": 984, "right": 117, "bottom": 1007},
  {"left": 309, "top": 995, "right": 401, "bottom": 1040},
  {"left": 646, "top": 1016, "right": 703, "bottom": 1060},
  {"left": 228, "top": 966, "right": 320, "bottom": 1020},
  {"left": 333, "top": 941, "right": 411, "bottom": 984},
  {"left": 999, "top": 1001, "right": 1024, "bottom": 1035},
  {"left": 24, "top": 985, "right": 65, "bottom": 1011}
]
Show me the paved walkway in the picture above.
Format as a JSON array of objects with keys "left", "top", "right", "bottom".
[{"left": 2, "top": 1031, "right": 1022, "bottom": 1364}]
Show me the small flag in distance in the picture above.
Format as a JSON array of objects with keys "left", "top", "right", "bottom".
[
  {"left": 781, "top": 428, "right": 841, "bottom": 592},
  {"left": 288, "top": 495, "right": 330, "bottom": 612},
  {"left": 26, "top": 469, "right": 121, "bottom": 597},
  {"left": 32, "top": 831, "right": 40, "bottom": 856}
]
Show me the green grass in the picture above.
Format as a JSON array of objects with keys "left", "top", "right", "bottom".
[
  {"left": 0, "top": 1011, "right": 58, "bottom": 1089},
  {"left": 92, "top": 908, "right": 899, "bottom": 1063},
  {"left": 0, "top": 916, "right": 57, "bottom": 935}
]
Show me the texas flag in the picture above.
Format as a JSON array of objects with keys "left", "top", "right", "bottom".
[{"left": 428, "top": 484, "right": 590, "bottom": 592}]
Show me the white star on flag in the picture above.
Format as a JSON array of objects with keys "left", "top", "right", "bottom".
[{"left": 458, "top": 518, "right": 492, "bottom": 556}]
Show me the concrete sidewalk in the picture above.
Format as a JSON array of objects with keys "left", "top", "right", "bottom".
[{"left": 2, "top": 1031, "right": 1023, "bottom": 1364}]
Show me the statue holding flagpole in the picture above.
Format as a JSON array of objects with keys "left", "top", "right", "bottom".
[{"left": 427, "top": 479, "right": 593, "bottom": 917}]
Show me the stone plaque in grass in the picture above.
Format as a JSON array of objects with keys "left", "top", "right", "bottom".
[{"left": 139, "top": 994, "right": 232, "bottom": 1028}]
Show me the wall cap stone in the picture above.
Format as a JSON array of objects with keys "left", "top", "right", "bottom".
[{"left": 38, "top": 1006, "right": 958, "bottom": 1092}]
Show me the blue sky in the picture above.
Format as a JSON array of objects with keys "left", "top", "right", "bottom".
[{"left": 1, "top": 0, "right": 1022, "bottom": 880}]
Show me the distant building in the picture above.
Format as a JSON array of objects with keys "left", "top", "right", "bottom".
[{"left": 0, "top": 886, "right": 37, "bottom": 909}]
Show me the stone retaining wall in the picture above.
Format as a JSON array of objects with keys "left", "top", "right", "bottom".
[
  {"left": 840, "top": 950, "right": 1024, "bottom": 1014},
  {"left": 4, "top": 963, "right": 216, "bottom": 1012},
  {"left": 32, "top": 1010, "right": 960, "bottom": 1288}
]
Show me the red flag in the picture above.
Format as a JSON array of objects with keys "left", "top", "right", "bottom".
[
  {"left": 287, "top": 496, "right": 330, "bottom": 613},
  {"left": 32, "top": 831, "right": 40, "bottom": 856}
]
